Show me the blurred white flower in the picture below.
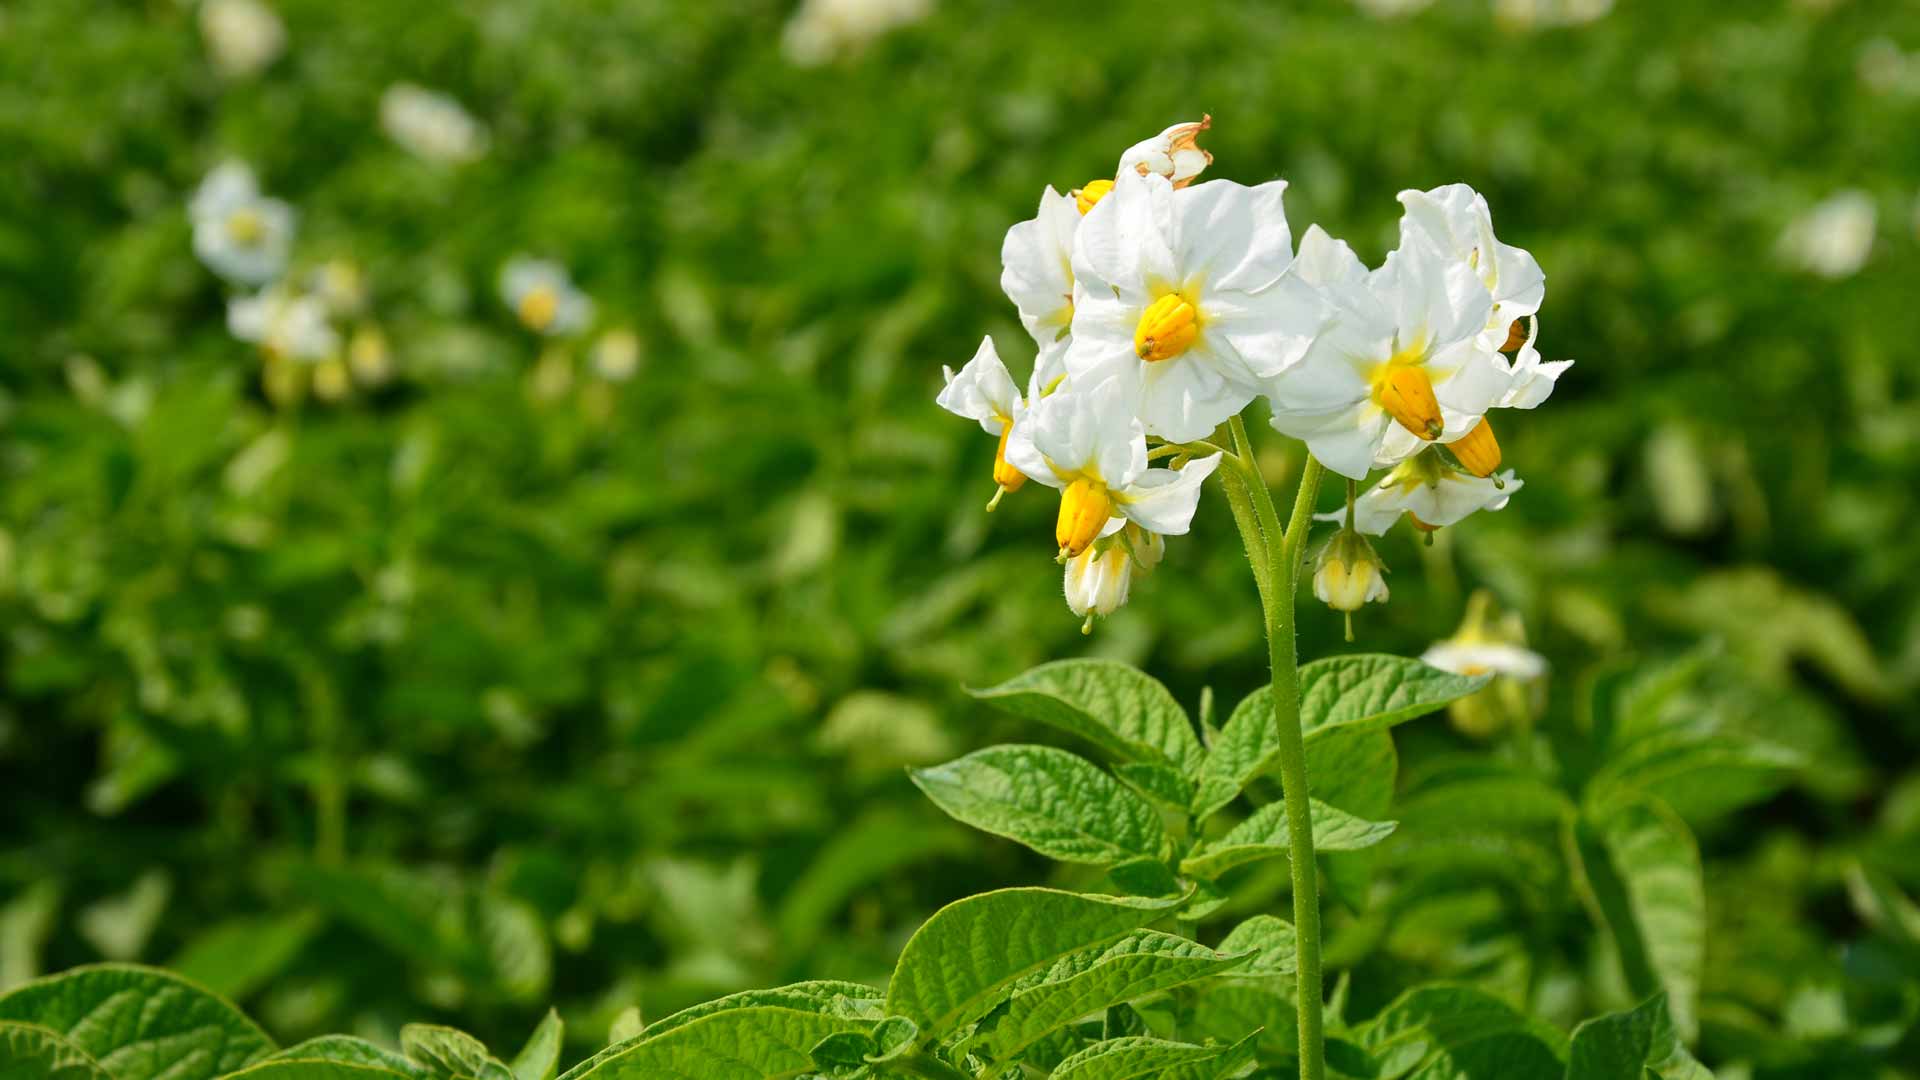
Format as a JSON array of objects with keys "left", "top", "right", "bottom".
[
  {"left": 1494, "top": 0, "right": 1614, "bottom": 28},
  {"left": 199, "top": 0, "right": 285, "bottom": 79},
  {"left": 1352, "top": 0, "right": 1436, "bottom": 16},
  {"left": 310, "top": 259, "right": 367, "bottom": 316},
  {"left": 190, "top": 162, "right": 295, "bottom": 286},
  {"left": 1779, "top": 190, "right": 1876, "bottom": 279},
  {"left": 781, "top": 0, "right": 933, "bottom": 67},
  {"left": 228, "top": 285, "right": 338, "bottom": 361},
  {"left": 1065, "top": 169, "right": 1320, "bottom": 443},
  {"left": 1006, "top": 377, "right": 1222, "bottom": 556},
  {"left": 591, "top": 328, "right": 642, "bottom": 381},
  {"left": 380, "top": 84, "right": 488, "bottom": 165},
  {"left": 1316, "top": 449, "right": 1520, "bottom": 536},
  {"left": 499, "top": 257, "right": 593, "bottom": 336}
]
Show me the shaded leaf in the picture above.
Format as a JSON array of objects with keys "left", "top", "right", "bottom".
[
  {"left": 1181, "top": 799, "right": 1396, "bottom": 879},
  {"left": 1567, "top": 992, "right": 1712, "bottom": 1080},
  {"left": 0, "top": 1021, "right": 111, "bottom": 1080},
  {"left": 1567, "top": 796, "right": 1705, "bottom": 1042}
]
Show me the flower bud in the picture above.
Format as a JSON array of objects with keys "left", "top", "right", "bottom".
[
  {"left": 1074, "top": 179, "right": 1115, "bottom": 215},
  {"left": 1134, "top": 293, "right": 1199, "bottom": 363},
  {"left": 1119, "top": 116, "right": 1213, "bottom": 188},
  {"left": 1064, "top": 541, "right": 1134, "bottom": 633},
  {"left": 1376, "top": 365, "right": 1443, "bottom": 440},
  {"left": 1056, "top": 477, "right": 1116, "bottom": 558},
  {"left": 1313, "top": 529, "right": 1389, "bottom": 614},
  {"left": 1446, "top": 417, "right": 1501, "bottom": 478}
]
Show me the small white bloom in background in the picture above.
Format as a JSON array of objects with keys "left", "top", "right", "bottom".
[
  {"left": 1422, "top": 590, "right": 1547, "bottom": 737},
  {"left": 1066, "top": 169, "right": 1320, "bottom": 443},
  {"left": 1353, "top": 0, "right": 1435, "bottom": 16},
  {"left": 1396, "top": 184, "right": 1545, "bottom": 353},
  {"left": 937, "top": 336, "right": 1032, "bottom": 508},
  {"left": 199, "top": 0, "right": 285, "bottom": 79},
  {"left": 1494, "top": 0, "right": 1614, "bottom": 29},
  {"left": 1117, "top": 117, "right": 1214, "bottom": 189},
  {"left": 380, "top": 83, "right": 489, "bottom": 165},
  {"left": 591, "top": 328, "right": 643, "bottom": 381},
  {"left": 781, "top": 0, "right": 933, "bottom": 67},
  {"left": 228, "top": 285, "right": 338, "bottom": 361},
  {"left": 348, "top": 326, "right": 392, "bottom": 385},
  {"left": 310, "top": 259, "right": 367, "bottom": 316},
  {"left": 190, "top": 162, "right": 295, "bottom": 286},
  {"left": 499, "top": 256, "right": 593, "bottom": 336},
  {"left": 1779, "top": 190, "right": 1876, "bottom": 279},
  {"left": 1006, "top": 377, "right": 1222, "bottom": 557},
  {"left": 1265, "top": 227, "right": 1507, "bottom": 480},
  {"left": 1318, "top": 449, "right": 1520, "bottom": 536},
  {"left": 1001, "top": 187, "right": 1081, "bottom": 358}
]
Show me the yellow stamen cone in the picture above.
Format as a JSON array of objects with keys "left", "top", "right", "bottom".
[
  {"left": 1378, "top": 365, "right": 1444, "bottom": 440},
  {"left": 1075, "top": 178, "right": 1115, "bottom": 215},
  {"left": 1134, "top": 294, "right": 1199, "bottom": 363},
  {"left": 1055, "top": 478, "right": 1115, "bottom": 557},
  {"left": 991, "top": 426, "right": 1027, "bottom": 494},
  {"left": 1447, "top": 417, "right": 1501, "bottom": 478}
]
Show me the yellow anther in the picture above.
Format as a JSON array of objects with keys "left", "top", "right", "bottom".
[
  {"left": 1376, "top": 364, "right": 1444, "bottom": 440},
  {"left": 1134, "top": 294, "right": 1199, "bottom": 363},
  {"left": 1501, "top": 319, "right": 1528, "bottom": 353},
  {"left": 1055, "top": 477, "right": 1115, "bottom": 557},
  {"left": 517, "top": 285, "right": 559, "bottom": 332},
  {"left": 987, "top": 425, "right": 1026, "bottom": 510},
  {"left": 225, "top": 208, "right": 266, "bottom": 245},
  {"left": 1446, "top": 417, "right": 1501, "bottom": 478},
  {"left": 1075, "top": 178, "right": 1115, "bottom": 215}
]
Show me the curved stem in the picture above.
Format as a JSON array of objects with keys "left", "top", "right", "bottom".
[
  {"left": 1228, "top": 416, "right": 1289, "bottom": 553},
  {"left": 1216, "top": 460, "right": 1273, "bottom": 606},
  {"left": 1265, "top": 456, "right": 1327, "bottom": 1080}
]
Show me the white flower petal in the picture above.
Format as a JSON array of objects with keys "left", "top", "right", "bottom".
[
  {"left": 1000, "top": 186, "right": 1079, "bottom": 348},
  {"left": 1116, "top": 454, "right": 1222, "bottom": 536},
  {"left": 936, "top": 336, "right": 1022, "bottom": 433}
]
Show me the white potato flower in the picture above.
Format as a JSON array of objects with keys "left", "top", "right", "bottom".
[
  {"left": 1779, "top": 190, "right": 1876, "bottom": 279},
  {"left": 1001, "top": 186, "right": 1081, "bottom": 354},
  {"left": 781, "top": 0, "right": 933, "bottom": 67},
  {"left": 1006, "top": 376, "right": 1223, "bottom": 557},
  {"left": 1369, "top": 315, "right": 1573, "bottom": 479},
  {"left": 1264, "top": 226, "right": 1508, "bottom": 480},
  {"left": 1117, "top": 117, "right": 1214, "bottom": 189},
  {"left": 1396, "top": 183, "right": 1545, "bottom": 353},
  {"left": 380, "top": 84, "right": 489, "bottom": 166},
  {"left": 190, "top": 162, "right": 295, "bottom": 286},
  {"left": 591, "top": 328, "right": 642, "bottom": 381},
  {"left": 1316, "top": 449, "right": 1520, "bottom": 536},
  {"left": 499, "top": 257, "right": 593, "bottom": 337},
  {"left": 1064, "top": 169, "right": 1320, "bottom": 443},
  {"left": 1063, "top": 524, "right": 1164, "bottom": 633},
  {"left": 937, "top": 336, "right": 1036, "bottom": 508},
  {"left": 1423, "top": 637, "right": 1547, "bottom": 681},
  {"left": 228, "top": 285, "right": 339, "bottom": 362},
  {"left": 199, "top": 0, "right": 285, "bottom": 79}
]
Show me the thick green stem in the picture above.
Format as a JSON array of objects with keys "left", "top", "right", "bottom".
[
  {"left": 1265, "top": 456, "right": 1327, "bottom": 1080},
  {"left": 1216, "top": 458, "right": 1273, "bottom": 606}
]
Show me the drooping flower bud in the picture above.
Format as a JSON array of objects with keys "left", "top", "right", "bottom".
[
  {"left": 988, "top": 425, "right": 1028, "bottom": 507},
  {"left": 1074, "top": 179, "right": 1115, "bottom": 215},
  {"left": 1376, "top": 364, "right": 1444, "bottom": 440},
  {"left": 1055, "top": 477, "right": 1116, "bottom": 558},
  {"left": 1314, "top": 527, "right": 1388, "bottom": 640},
  {"left": 1134, "top": 293, "right": 1200, "bottom": 363},
  {"left": 1064, "top": 541, "right": 1134, "bottom": 634},
  {"left": 1119, "top": 117, "right": 1213, "bottom": 188},
  {"left": 1446, "top": 417, "right": 1501, "bottom": 478}
]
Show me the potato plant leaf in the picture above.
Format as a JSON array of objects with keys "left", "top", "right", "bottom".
[
  {"left": 0, "top": 964, "right": 275, "bottom": 1080},
  {"left": 1180, "top": 799, "right": 1396, "bottom": 880},
  {"left": 0, "top": 1021, "right": 111, "bottom": 1080},
  {"left": 968, "top": 660, "right": 1203, "bottom": 774},
  {"left": 910, "top": 745, "right": 1166, "bottom": 865},
  {"left": 557, "top": 1006, "right": 878, "bottom": 1080},
  {"left": 398, "top": 1025, "right": 512, "bottom": 1080},
  {"left": 1566, "top": 992, "right": 1713, "bottom": 1080},
  {"left": 1049, "top": 1032, "right": 1259, "bottom": 1079},
  {"left": 509, "top": 1010, "right": 563, "bottom": 1080}
]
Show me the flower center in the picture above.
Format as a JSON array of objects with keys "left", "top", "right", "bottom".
[
  {"left": 517, "top": 285, "right": 559, "bottom": 332},
  {"left": 1134, "top": 293, "right": 1200, "bottom": 363},
  {"left": 1055, "top": 477, "right": 1115, "bottom": 557},
  {"left": 1446, "top": 417, "right": 1501, "bottom": 477},
  {"left": 1371, "top": 349, "right": 1443, "bottom": 439},
  {"left": 1075, "top": 179, "right": 1115, "bottom": 215},
  {"left": 225, "top": 208, "right": 266, "bottom": 246}
]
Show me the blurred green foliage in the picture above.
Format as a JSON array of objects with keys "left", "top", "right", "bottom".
[{"left": 2, "top": 0, "right": 1918, "bottom": 1073}]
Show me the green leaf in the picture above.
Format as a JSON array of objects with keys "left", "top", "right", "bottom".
[
  {"left": 1216, "top": 916, "right": 1298, "bottom": 978},
  {"left": 1567, "top": 796, "right": 1705, "bottom": 1043},
  {"left": 1358, "top": 984, "right": 1567, "bottom": 1079},
  {"left": 969, "top": 660, "right": 1203, "bottom": 774},
  {"left": 557, "top": 981, "right": 881, "bottom": 1080},
  {"left": 1589, "top": 729, "right": 1801, "bottom": 824},
  {"left": 1566, "top": 992, "right": 1713, "bottom": 1080},
  {"left": 773, "top": 808, "right": 971, "bottom": 952},
  {"left": 556, "top": 1006, "right": 877, "bottom": 1080},
  {"left": 168, "top": 911, "right": 324, "bottom": 1002},
  {"left": 1180, "top": 799, "right": 1396, "bottom": 879},
  {"left": 883, "top": 888, "right": 1184, "bottom": 1036},
  {"left": 399, "top": 1026, "right": 512, "bottom": 1080},
  {"left": 0, "top": 1021, "right": 111, "bottom": 1080},
  {"left": 972, "top": 931, "right": 1251, "bottom": 1063},
  {"left": 509, "top": 1011, "right": 563, "bottom": 1080},
  {"left": 1112, "top": 762, "right": 1196, "bottom": 816},
  {"left": 1049, "top": 1033, "right": 1258, "bottom": 1079},
  {"left": 1304, "top": 727, "right": 1400, "bottom": 910},
  {"left": 606, "top": 1010, "right": 643, "bottom": 1048},
  {"left": 910, "top": 745, "right": 1166, "bottom": 866},
  {"left": 218, "top": 1065, "right": 413, "bottom": 1080},
  {"left": 0, "top": 964, "right": 275, "bottom": 1080},
  {"left": 1193, "top": 657, "right": 1487, "bottom": 817},
  {"left": 265, "top": 1038, "right": 430, "bottom": 1079}
]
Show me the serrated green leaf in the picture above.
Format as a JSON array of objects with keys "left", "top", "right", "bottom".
[
  {"left": 969, "top": 660, "right": 1202, "bottom": 774},
  {"left": 0, "top": 1021, "right": 110, "bottom": 1080},
  {"left": 1050, "top": 1032, "right": 1258, "bottom": 1079},
  {"left": 399, "top": 1025, "right": 512, "bottom": 1080},
  {"left": 1567, "top": 992, "right": 1713, "bottom": 1080},
  {"left": 883, "top": 888, "right": 1183, "bottom": 1036},
  {"left": 168, "top": 911, "right": 324, "bottom": 1003},
  {"left": 973, "top": 931, "right": 1250, "bottom": 1062},
  {"left": 1180, "top": 799, "right": 1396, "bottom": 879},
  {"left": 509, "top": 1011, "right": 562, "bottom": 1080},
  {"left": 0, "top": 964, "right": 275, "bottom": 1080},
  {"left": 910, "top": 745, "right": 1166, "bottom": 866},
  {"left": 265, "top": 1038, "right": 431, "bottom": 1079},
  {"left": 1193, "top": 657, "right": 1487, "bottom": 817},
  {"left": 558, "top": 1006, "right": 876, "bottom": 1080},
  {"left": 1567, "top": 795, "right": 1704, "bottom": 1043},
  {"left": 1217, "top": 916, "right": 1298, "bottom": 978}
]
